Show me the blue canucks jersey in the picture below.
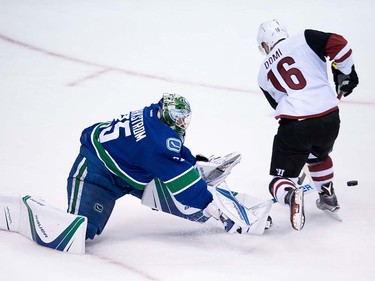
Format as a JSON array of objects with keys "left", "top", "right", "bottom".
[{"left": 79, "top": 103, "right": 212, "bottom": 210}]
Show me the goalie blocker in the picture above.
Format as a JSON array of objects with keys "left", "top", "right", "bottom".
[{"left": 0, "top": 193, "right": 87, "bottom": 254}]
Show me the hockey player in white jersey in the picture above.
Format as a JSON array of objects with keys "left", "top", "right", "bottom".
[{"left": 256, "top": 19, "right": 359, "bottom": 230}]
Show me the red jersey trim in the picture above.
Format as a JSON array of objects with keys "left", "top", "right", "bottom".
[
  {"left": 275, "top": 106, "right": 339, "bottom": 120},
  {"left": 336, "top": 49, "right": 352, "bottom": 63},
  {"left": 326, "top": 34, "right": 348, "bottom": 59}
]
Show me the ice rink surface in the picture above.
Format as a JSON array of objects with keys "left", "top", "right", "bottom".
[{"left": 0, "top": 1, "right": 374, "bottom": 280}]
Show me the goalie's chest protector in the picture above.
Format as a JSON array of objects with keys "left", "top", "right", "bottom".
[{"left": 257, "top": 31, "right": 339, "bottom": 120}]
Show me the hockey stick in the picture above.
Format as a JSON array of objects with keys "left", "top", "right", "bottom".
[{"left": 337, "top": 90, "right": 345, "bottom": 100}]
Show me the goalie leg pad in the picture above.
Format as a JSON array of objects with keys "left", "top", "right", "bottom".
[
  {"left": 0, "top": 193, "right": 87, "bottom": 254},
  {"left": 21, "top": 196, "right": 87, "bottom": 254},
  {"left": 211, "top": 184, "right": 258, "bottom": 234},
  {"left": 0, "top": 193, "right": 21, "bottom": 232}
]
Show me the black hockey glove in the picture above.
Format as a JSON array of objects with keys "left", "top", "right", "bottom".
[{"left": 331, "top": 63, "right": 359, "bottom": 97}]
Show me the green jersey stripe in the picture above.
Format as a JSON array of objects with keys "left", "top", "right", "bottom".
[
  {"left": 165, "top": 167, "right": 201, "bottom": 194},
  {"left": 69, "top": 158, "right": 87, "bottom": 214},
  {"left": 91, "top": 123, "right": 147, "bottom": 190}
]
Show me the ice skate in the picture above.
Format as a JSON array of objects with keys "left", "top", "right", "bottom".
[
  {"left": 285, "top": 188, "right": 305, "bottom": 231},
  {"left": 316, "top": 182, "right": 340, "bottom": 212}
]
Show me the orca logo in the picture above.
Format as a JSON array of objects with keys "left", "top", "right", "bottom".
[
  {"left": 94, "top": 203, "right": 103, "bottom": 213},
  {"left": 166, "top": 138, "right": 182, "bottom": 153}
]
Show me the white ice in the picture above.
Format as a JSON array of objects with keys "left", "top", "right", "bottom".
[{"left": 0, "top": 1, "right": 374, "bottom": 280}]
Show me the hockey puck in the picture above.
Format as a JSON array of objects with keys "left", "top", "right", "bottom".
[{"left": 347, "top": 180, "right": 358, "bottom": 186}]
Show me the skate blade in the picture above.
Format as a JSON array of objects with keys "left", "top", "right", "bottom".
[
  {"left": 323, "top": 209, "right": 342, "bottom": 222},
  {"left": 291, "top": 189, "right": 305, "bottom": 231}
]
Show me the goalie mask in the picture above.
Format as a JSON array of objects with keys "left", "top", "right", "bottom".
[
  {"left": 257, "top": 19, "right": 288, "bottom": 55},
  {"left": 159, "top": 93, "right": 192, "bottom": 137}
]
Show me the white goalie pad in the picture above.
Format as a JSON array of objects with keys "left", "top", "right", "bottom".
[
  {"left": 0, "top": 193, "right": 87, "bottom": 254},
  {"left": 195, "top": 152, "right": 242, "bottom": 186},
  {"left": 210, "top": 184, "right": 273, "bottom": 235},
  {"left": 232, "top": 191, "right": 273, "bottom": 235},
  {"left": 0, "top": 193, "right": 21, "bottom": 232}
]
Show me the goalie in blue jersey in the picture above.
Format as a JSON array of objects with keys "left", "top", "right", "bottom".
[{"left": 66, "top": 93, "right": 248, "bottom": 239}]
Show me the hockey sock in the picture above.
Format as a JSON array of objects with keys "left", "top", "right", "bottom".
[
  {"left": 269, "top": 177, "right": 296, "bottom": 206},
  {"left": 308, "top": 156, "right": 334, "bottom": 193}
]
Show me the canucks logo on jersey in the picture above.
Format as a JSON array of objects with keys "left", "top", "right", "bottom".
[{"left": 166, "top": 138, "right": 182, "bottom": 153}]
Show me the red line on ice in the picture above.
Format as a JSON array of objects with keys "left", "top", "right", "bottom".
[
  {"left": 0, "top": 33, "right": 253, "bottom": 93},
  {"left": 0, "top": 32, "right": 373, "bottom": 107},
  {"left": 87, "top": 252, "right": 160, "bottom": 281}
]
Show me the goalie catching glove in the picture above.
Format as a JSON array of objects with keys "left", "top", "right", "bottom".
[{"left": 195, "top": 152, "right": 242, "bottom": 187}]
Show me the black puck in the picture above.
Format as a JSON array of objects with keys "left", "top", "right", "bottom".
[{"left": 347, "top": 180, "right": 358, "bottom": 186}]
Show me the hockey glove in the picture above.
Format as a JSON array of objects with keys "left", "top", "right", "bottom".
[
  {"left": 331, "top": 62, "right": 359, "bottom": 97},
  {"left": 195, "top": 152, "right": 242, "bottom": 186},
  {"left": 203, "top": 202, "right": 242, "bottom": 233}
]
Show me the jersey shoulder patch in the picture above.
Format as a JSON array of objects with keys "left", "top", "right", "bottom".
[{"left": 166, "top": 138, "right": 182, "bottom": 153}]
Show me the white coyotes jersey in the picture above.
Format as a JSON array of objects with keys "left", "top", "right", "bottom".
[{"left": 257, "top": 30, "right": 339, "bottom": 120}]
